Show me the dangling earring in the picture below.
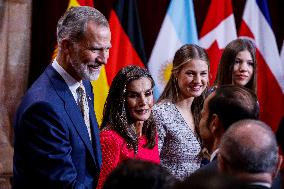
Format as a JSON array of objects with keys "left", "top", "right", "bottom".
[{"left": 174, "top": 77, "right": 179, "bottom": 101}]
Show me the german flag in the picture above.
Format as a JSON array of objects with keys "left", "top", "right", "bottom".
[
  {"left": 105, "top": 0, "right": 146, "bottom": 84},
  {"left": 94, "top": 0, "right": 146, "bottom": 124}
]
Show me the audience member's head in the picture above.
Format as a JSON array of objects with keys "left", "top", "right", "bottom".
[
  {"left": 173, "top": 170, "right": 244, "bottom": 189},
  {"left": 218, "top": 119, "right": 282, "bottom": 186},
  {"left": 199, "top": 85, "right": 259, "bottom": 154},
  {"left": 102, "top": 159, "right": 177, "bottom": 189}
]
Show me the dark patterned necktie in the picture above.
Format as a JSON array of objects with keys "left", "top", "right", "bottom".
[{"left": 77, "top": 84, "right": 92, "bottom": 141}]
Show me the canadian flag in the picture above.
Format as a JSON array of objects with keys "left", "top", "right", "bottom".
[
  {"left": 239, "top": 0, "right": 284, "bottom": 131},
  {"left": 199, "top": 0, "right": 237, "bottom": 84}
]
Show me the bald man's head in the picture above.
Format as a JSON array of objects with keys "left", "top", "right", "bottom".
[{"left": 219, "top": 119, "right": 278, "bottom": 174}]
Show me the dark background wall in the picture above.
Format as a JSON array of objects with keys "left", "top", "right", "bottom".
[{"left": 30, "top": 0, "right": 283, "bottom": 86}]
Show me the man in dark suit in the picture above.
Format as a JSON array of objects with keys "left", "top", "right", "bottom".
[
  {"left": 198, "top": 85, "right": 259, "bottom": 171},
  {"left": 218, "top": 119, "right": 283, "bottom": 189},
  {"left": 13, "top": 6, "right": 111, "bottom": 189}
]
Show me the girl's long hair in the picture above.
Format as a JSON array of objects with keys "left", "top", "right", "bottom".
[
  {"left": 158, "top": 44, "right": 210, "bottom": 127},
  {"left": 215, "top": 38, "right": 257, "bottom": 93}
]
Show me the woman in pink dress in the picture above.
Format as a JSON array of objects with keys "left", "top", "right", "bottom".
[{"left": 96, "top": 65, "right": 160, "bottom": 189}]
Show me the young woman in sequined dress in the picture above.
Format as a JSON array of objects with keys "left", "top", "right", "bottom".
[{"left": 153, "top": 44, "right": 210, "bottom": 180}]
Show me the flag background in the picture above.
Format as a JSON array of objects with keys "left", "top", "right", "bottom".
[
  {"left": 30, "top": 0, "right": 283, "bottom": 129},
  {"left": 238, "top": 0, "right": 284, "bottom": 131},
  {"left": 281, "top": 41, "right": 284, "bottom": 74},
  {"left": 147, "top": 0, "right": 198, "bottom": 98},
  {"left": 199, "top": 0, "right": 237, "bottom": 85}
]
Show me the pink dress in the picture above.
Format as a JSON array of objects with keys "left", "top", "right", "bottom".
[{"left": 96, "top": 129, "right": 160, "bottom": 189}]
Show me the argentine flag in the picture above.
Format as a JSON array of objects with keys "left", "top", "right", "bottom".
[{"left": 147, "top": 0, "right": 198, "bottom": 99}]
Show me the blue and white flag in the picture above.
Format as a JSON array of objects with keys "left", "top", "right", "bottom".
[{"left": 147, "top": 0, "right": 198, "bottom": 98}]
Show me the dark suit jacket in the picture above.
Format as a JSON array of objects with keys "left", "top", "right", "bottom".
[
  {"left": 196, "top": 159, "right": 281, "bottom": 189},
  {"left": 196, "top": 157, "right": 218, "bottom": 174},
  {"left": 13, "top": 65, "right": 102, "bottom": 189}
]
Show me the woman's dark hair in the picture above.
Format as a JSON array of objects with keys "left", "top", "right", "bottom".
[
  {"left": 101, "top": 65, "right": 156, "bottom": 154},
  {"left": 158, "top": 44, "right": 210, "bottom": 126},
  {"left": 215, "top": 38, "right": 257, "bottom": 92}
]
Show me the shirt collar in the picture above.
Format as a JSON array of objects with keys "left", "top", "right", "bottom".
[
  {"left": 210, "top": 148, "right": 219, "bottom": 162},
  {"left": 52, "top": 58, "right": 81, "bottom": 99},
  {"left": 249, "top": 182, "right": 271, "bottom": 188}
]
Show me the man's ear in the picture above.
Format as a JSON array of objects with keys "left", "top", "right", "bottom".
[
  {"left": 61, "top": 38, "right": 72, "bottom": 54},
  {"left": 209, "top": 114, "right": 223, "bottom": 136}
]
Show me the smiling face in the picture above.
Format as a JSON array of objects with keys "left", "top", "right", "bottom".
[
  {"left": 176, "top": 59, "right": 209, "bottom": 99},
  {"left": 126, "top": 77, "right": 154, "bottom": 123},
  {"left": 232, "top": 50, "right": 254, "bottom": 87},
  {"left": 67, "top": 21, "right": 111, "bottom": 81}
]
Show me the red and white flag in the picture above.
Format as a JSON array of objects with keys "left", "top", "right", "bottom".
[
  {"left": 281, "top": 41, "right": 284, "bottom": 74},
  {"left": 199, "top": 0, "right": 237, "bottom": 84},
  {"left": 239, "top": 0, "right": 284, "bottom": 131}
]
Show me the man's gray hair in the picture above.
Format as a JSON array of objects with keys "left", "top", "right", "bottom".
[
  {"left": 57, "top": 6, "right": 109, "bottom": 44},
  {"left": 219, "top": 119, "right": 278, "bottom": 174}
]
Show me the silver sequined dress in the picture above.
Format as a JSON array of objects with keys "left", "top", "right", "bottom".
[{"left": 153, "top": 102, "right": 202, "bottom": 180}]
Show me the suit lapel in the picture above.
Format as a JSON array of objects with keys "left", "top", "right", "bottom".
[{"left": 45, "top": 65, "right": 96, "bottom": 162}]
